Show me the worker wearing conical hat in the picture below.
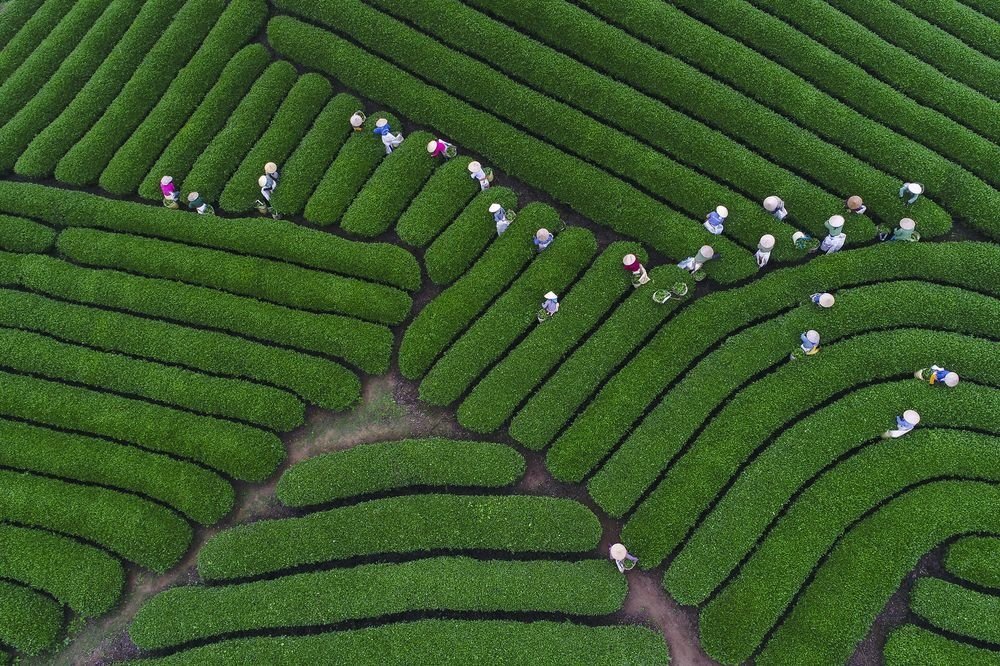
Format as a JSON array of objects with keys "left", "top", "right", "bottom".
[
  {"left": 187, "top": 192, "right": 213, "bottom": 215},
  {"left": 884, "top": 410, "right": 920, "bottom": 439},
  {"left": 468, "top": 161, "right": 490, "bottom": 190},
  {"left": 538, "top": 291, "right": 559, "bottom": 321},
  {"left": 846, "top": 195, "right": 866, "bottom": 215},
  {"left": 915, "top": 366, "right": 959, "bottom": 387},
  {"left": 160, "top": 176, "right": 180, "bottom": 208},
  {"left": 609, "top": 543, "right": 638, "bottom": 573},
  {"left": 622, "top": 253, "right": 650, "bottom": 287},
  {"left": 799, "top": 330, "right": 820, "bottom": 355},
  {"left": 763, "top": 196, "right": 788, "bottom": 221},
  {"left": 373, "top": 118, "right": 403, "bottom": 154},
  {"left": 534, "top": 228, "right": 554, "bottom": 251},
  {"left": 490, "top": 203, "right": 510, "bottom": 235},
  {"left": 891, "top": 218, "right": 917, "bottom": 241},
  {"left": 426, "top": 138, "right": 454, "bottom": 159},
  {"left": 810, "top": 293, "right": 835, "bottom": 308},
  {"left": 820, "top": 215, "right": 846, "bottom": 254},
  {"left": 755, "top": 234, "right": 775, "bottom": 269},
  {"left": 899, "top": 182, "right": 923, "bottom": 205},
  {"left": 349, "top": 111, "right": 366, "bottom": 131},
  {"left": 703, "top": 205, "right": 728, "bottom": 235},
  {"left": 677, "top": 245, "right": 714, "bottom": 273}
]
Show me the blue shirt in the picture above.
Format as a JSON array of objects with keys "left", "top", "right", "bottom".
[
  {"left": 534, "top": 234, "right": 553, "bottom": 250},
  {"left": 896, "top": 415, "right": 914, "bottom": 429},
  {"left": 373, "top": 124, "right": 392, "bottom": 136},
  {"left": 800, "top": 333, "right": 817, "bottom": 350},
  {"left": 706, "top": 211, "right": 725, "bottom": 228}
]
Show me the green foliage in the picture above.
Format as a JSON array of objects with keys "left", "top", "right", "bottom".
[
  {"left": 0, "top": 0, "right": 45, "bottom": 53},
  {"left": 123, "top": 620, "right": 669, "bottom": 665},
  {"left": 0, "top": 287, "right": 360, "bottom": 412},
  {"left": 698, "top": 426, "right": 1000, "bottom": 664},
  {"left": 0, "top": 324, "right": 304, "bottom": 430},
  {"left": 138, "top": 45, "right": 270, "bottom": 200},
  {"left": 0, "top": 0, "right": 73, "bottom": 82},
  {"left": 424, "top": 186, "right": 518, "bottom": 285},
  {"left": 56, "top": 0, "right": 231, "bottom": 186},
  {"left": 667, "top": 0, "right": 1000, "bottom": 184},
  {"left": 0, "top": 367, "right": 284, "bottom": 481},
  {"left": 270, "top": 93, "right": 360, "bottom": 216},
  {"left": 58, "top": 227, "right": 412, "bottom": 325},
  {"left": 0, "top": 468, "right": 192, "bottom": 572},
  {"left": 945, "top": 536, "right": 1000, "bottom": 589},
  {"left": 198, "top": 494, "right": 602, "bottom": 580},
  {"left": 590, "top": 280, "right": 1000, "bottom": 515},
  {"left": 0, "top": 0, "right": 139, "bottom": 171},
  {"left": 0, "top": 215, "right": 54, "bottom": 252},
  {"left": 340, "top": 131, "right": 437, "bottom": 236},
  {"left": 0, "top": 579, "right": 62, "bottom": 656},
  {"left": 420, "top": 227, "right": 597, "bottom": 406},
  {"left": 0, "top": 417, "right": 233, "bottom": 525},
  {"left": 911, "top": 577, "right": 1000, "bottom": 644},
  {"left": 0, "top": 181, "right": 421, "bottom": 292},
  {"left": 303, "top": 112, "right": 396, "bottom": 226},
  {"left": 755, "top": 482, "right": 1000, "bottom": 665},
  {"left": 14, "top": 0, "right": 184, "bottom": 177},
  {"left": 509, "top": 264, "right": 690, "bottom": 449},
  {"left": 277, "top": 438, "right": 525, "bottom": 507},
  {"left": 891, "top": 0, "right": 1000, "bottom": 60},
  {"left": 0, "top": 523, "right": 123, "bottom": 616},
  {"left": 399, "top": 204, "right": 545, "bottom": 379},
  {"left": 458, "top": 241, "right": 644, "bottom": 432},
  {"left": 885, "top": 625, "right": 1000, "bottom": 666},
  {"left": 395, "top": 156, "right": 478, "bottom": 247},
  {"left": 101, "top": 0, "right": 269, "bottom": 195},
  {"left": 218, "top": 72, "right": 332, "bottom": 212},
  {"left": 268, "top": 13, "right": 756, "bottom": 282},
  {"left": 182, "top": 60, "right": 298, "bottom": 202},
  {"left": 8, "top": 252, "right": 393, "bottom": 374},
  {"left": 130, "top": 557, "right": 626, "bottom": 649}
]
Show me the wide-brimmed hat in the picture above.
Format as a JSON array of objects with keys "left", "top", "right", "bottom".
[
  {"left": 763, "top": 196, "right": 781, "bottom": 212},
  {"left": 715, "top": 205, "right": 728, "bottom": 218},
  {"left": 187, "top": 192, "right": 200, "bottom": 202},
  {"left": 899, "top": 218, "right": 916, "bottom": 230},
  {"left": 375, "top": 118, "right": 388, "bottom": 128},
  {"left": 903, "top": 410, "right": 921, "bottom": 425},
  {"left": 160, "top": 175, "right": 173, "bottom": 185},
  {"left": 350, "top": 113, "right": 365, "bottom": 127},
  {"left": 544, "top": 291, "right": 557, "bottom": 300},
  {"left": 827, "top": 214, "right": 845, "bottom": 229},
  {"left": 805, "top": 330, "right": 820, "bottom": 344},
  {"left": 610, "top": 543, "right": 627, "bottom": 560},
  {"left": 847, "top": 195, "right": 863, "bottom": 210},
  {"left": 258, "top": 175, "right": 268, "bottom": 187},
  {"left": 818, "top": 293, "right": 835, "bottom": 308},
  {"left": 264, "top": 162, "right": 277, "bottom": 174},
  {"left": 944, "top": 372, "right": 960, "bottom": 387},
  {"left": 489, "top": 203, "right": 502, "bottom": 213},
  {"left": 468, "top": 161, "right": 482, "bottom": 172},
  {"left": 536, "top": 228, "right": 550, "bottom": 241},
  {"left": 906, "top": 183, "right": 924, "bottom": 195},
  {"left": 426, "top": 140, "right": 438, "bottom": 153},
  {"left": 697, "top": 245, "right": 715, "bottom": 260},
  {"left": 758, "top": 234, "right": 775, "bottom": 250}
]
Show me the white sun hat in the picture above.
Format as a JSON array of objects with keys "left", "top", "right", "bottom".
[
  {"left": 818, "top": 293, "right": 835, "bottom": 308},
  {"left": 426, "top": 140, "right": 438, "bottom": 153},
  {"left": 350, "top": 113, "right": 365, "bottom": 127},
  {"left": 536, "top": 228, "right": 550, "bottom": 241},
  {"left": 258, "top": 175, "right": 268, "bottom": 187},
  {"left": 375, "top": 118, "right": 388, "bottom": 128},
  {"left": 903, "top": 409, "right": 921, "bottom": 425},
  {"left": 715, "top": 205, "right": 728, "bottom": 218},
  {"left": 827, "top": 214, "right": 845, "bottom": 229},
  {"left": 160, "top": 175, "right": 173, "bottom": 185},
  {"left": 805, "top": 330, "right": 820, "bottom": 344},
  {"left": 468, "top": 161, "right": 482, "bottom": 173},
  {"left": 610, "top": 543, "right": 628, "bottom": 560},
  {"left": 264, "top": 162, "right": 277, "bottom": 174},
  {"left": 944, "top": 372, "right": 959, "bottom": 387},
  {"left": 899, "top": 218, "right": 916, "bottom": 230},
  {"left": 763, "top": 196, "right": 782, "bottom": 212},
  {"left": 847, "top": 195, "right": 864, "bottom": 210},
  {"left": 622, "top": 254, "right": 637, "bottom": 266},
  {"left": 758, "top": 234, "right": 775, "bottom": 250},
  {"left": 544, "top": 291, "right": 557, "bottom": 300},
  {"left": 187, "top": 192, "right": 200, "bottom": 202},
  {"left": 489, "top": 203, "right": 502, "bottom": 213},
  {"left": 697, "top": 245, "right": 715, "bottom": 260},
  {"left": 906, "top": 183, "right": 924, "bottom": 195}
]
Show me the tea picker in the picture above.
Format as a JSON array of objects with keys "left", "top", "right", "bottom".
[
  {"left": 792, "top": 230, "right": 819, "bottom": 253},
  {"left": 186, "top": 192, "right": 214, "bottom": 215},
  {"left": 373, "top": 118, "right": 404, "bottom": 154},
  {"left": 426, "top": 138, "right": 456, "bottom": 159},
  {"left": 899, "top": 182, "right": 924, "bottom": 205},
  {"left": 763, "top": 196, "right": 788, "bottom": 221},
  {"left": 490, "top": 203, "right": 515, "bottom": 235},
  {"left": 349, "top": 110, "right": 366, "bottom": 132},
  {"left": 915, "top": 365, "right": 959, "bottom": 387},
  {"left": 791, "top": 329, "right": 820, "bottom": 360},
  {"left": 884, "top": 410, "right": 920, "bottom": 439},
  {"left": 878, "top": 217, "right": 918, "bottom": 242},
  {"left": 677, "top": 245, "right": 714, "bottom": 281},
  {"left": 256, "top": 175, "right": 280, "bottom": 219},
  {"left": 537, "top": 291, "right": 559, "bottom": 322},
  {"left": 622, "top": 253, "right": 650, "bottom": 287},
  {"left": 810, "top": 293, "right": 835, "bottom": 308},
  {"left": 468, "top": 161, "right": 492, "bottom": 190},
  {"left": 703, "top": 205, "right": 728, "bottom": 235},
  {"left": 846, "top": 195, "right": 866, "bottom": 215},
  {"left": 160, "top": 176, "right": 180, "bottom": 209},
  {"left": 755, "top": 234, "right": 775, "bottom": 269},
  {"left": 534, "top": 228, "right": 554, "bottom": 251},
  {"left": 263, "top": 161, "right": 279, "bottom": 185},
  {"left": 609, "top": 543, "right": 638, "bottom": 573},
  {"left": 820, "top": 215, "right": 846, "bottom": 254}
]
